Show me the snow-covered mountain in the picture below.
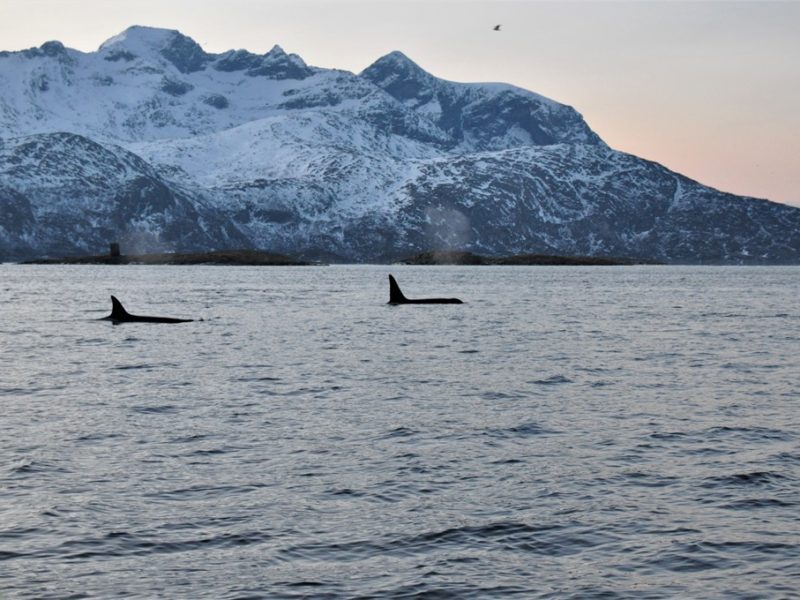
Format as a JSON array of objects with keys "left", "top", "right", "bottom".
[{"left": 1, "top": 25, "right": 798, "bottom": 262}]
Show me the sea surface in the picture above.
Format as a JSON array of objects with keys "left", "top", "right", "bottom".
[{"left": 1, "top": 265, "right": 799, "bottom": 599}]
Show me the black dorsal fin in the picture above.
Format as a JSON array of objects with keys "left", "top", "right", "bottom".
[
  {"left": 110, "top": 295, "right": 130, "bottom": 319},
  {"left": 388, "top": 274, "right": 407, "bottom": 304}
]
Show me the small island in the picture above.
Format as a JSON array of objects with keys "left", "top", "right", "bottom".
[
  {"left": 23, "top": 248, "right": 312, "bottom": 266},
  {"left": 397, "top": 250, "right": 654, "bottom": 266}
]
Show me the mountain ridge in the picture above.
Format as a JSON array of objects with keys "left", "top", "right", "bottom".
[{"left": 1, "top": 26, "right": 798, "bottom": 263}]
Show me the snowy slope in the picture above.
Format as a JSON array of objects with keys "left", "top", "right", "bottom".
[
  {"left": 392, "top": 145, "right": 800, "bottom": 263},
  {"left": 361, "top": 51, "right": 602, "bottom": 151},
  {"left": 0, "top": 132, "right": 245, "bottom": 259},
  {"left": 0, "top": 26, "right": 798, "bottom": 263}
]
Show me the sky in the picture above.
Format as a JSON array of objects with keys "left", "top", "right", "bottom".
[{"left": 1, "top": 0, "right": 798, "bottom": 207}]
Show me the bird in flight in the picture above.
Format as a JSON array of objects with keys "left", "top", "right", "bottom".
[{"left": 493, "top": 24, "right": 501, "bottom": 31}]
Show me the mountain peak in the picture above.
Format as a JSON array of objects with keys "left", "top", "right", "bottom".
[
  {"left": 39, "top": 41, "right": 67, "bottom": 56},
  {"left": 361, "top": 50, "right": 437, "bottom": 106},
  {"left": 99, "top": 26, "right": 180, "bottom": 52},
  {"left": 363, "top": 51, "right": 431, "bottom": 80},
  {"left": 211, "top": 44, "right": 312, "bottom": 79},
  {"left": 99, "top": 26, "right": 210, "bottom": 73},
  {"left": 379, "top": 50, "right": 413, "bottom": 62}
]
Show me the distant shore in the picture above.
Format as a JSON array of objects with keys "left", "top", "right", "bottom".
[
  {"left": 397, "top": 250, "right": 656, "bottom": 266},
  {"left": 22, "top": 249, "right": 313, "bottom": 266},
  {"left": 16, "top": 248, "right": 660, "bottom": 266}
]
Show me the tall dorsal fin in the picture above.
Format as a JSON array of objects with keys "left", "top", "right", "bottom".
[
  {"left": 388, "top": 274, "right": 407, "bottom": 304},
  {"left": 110, "top": 295, "right": 130, "bottom": 319}
]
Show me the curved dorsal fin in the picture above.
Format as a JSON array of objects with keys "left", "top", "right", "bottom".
[
  {"left": 388, "top": 274, "right": 407, "bottom": 304},
  {"left": 110, "top": 295, "right": 130, "bottom": 319}
]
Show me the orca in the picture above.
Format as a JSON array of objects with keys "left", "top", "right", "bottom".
[
  {"left": 102, "top": 296, "right": 194, "bottom": 324},
  {"left": 388, "top": 274, "right": 463, "bottom": 305}
]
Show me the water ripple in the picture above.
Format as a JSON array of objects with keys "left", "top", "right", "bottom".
[{"left": 2, "top": 264, "right": 799, "bottom": 598}]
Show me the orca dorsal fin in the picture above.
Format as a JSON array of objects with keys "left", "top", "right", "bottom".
[
  {"left": 109, "top": 295, "right": 130, "bottom": 319},
  {"left": 388, "top": 274, "right": 408, "bottom": 304}
]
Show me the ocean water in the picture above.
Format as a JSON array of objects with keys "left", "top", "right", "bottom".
[{"left": 1, "top": 264, "right": 798, "bottom": 599}]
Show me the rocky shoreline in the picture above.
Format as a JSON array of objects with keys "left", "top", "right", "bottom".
[
  {"left": 397, "top": 250, "right": 655, "bottom": 266},
  {"left": 19, "top": 248, "right": 659, "bottom": 266},
  {"left": 22, "top": 249, "right": 312, "bottom": 266}
]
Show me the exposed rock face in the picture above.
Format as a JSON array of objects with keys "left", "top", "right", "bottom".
[{"left": 0, "top": 26, "right": 798, "bottom": 263}]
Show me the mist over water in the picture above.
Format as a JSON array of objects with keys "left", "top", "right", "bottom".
[{"left": 1, "top": 265, "right": 798, "bottom": 598}]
